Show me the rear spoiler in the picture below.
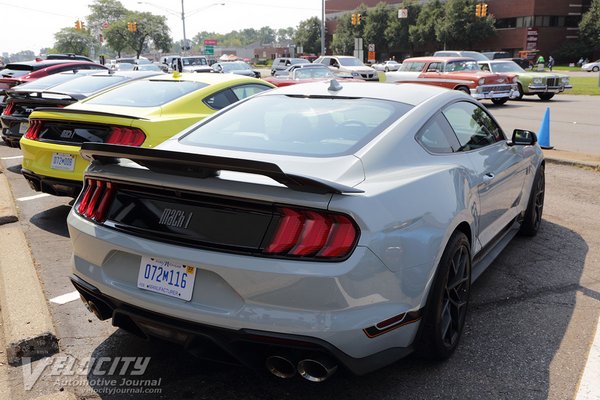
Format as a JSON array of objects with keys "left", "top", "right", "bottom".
[
  {"left": 33, "top": 107, "right": 148, "bottom": 120},
  {"left": 80, "top": 143, "right": 363, "bottom": 195}
]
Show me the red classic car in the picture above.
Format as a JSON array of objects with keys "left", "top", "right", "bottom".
[{"left": 385, "top": 56, "right": 519, "bottom": 105}]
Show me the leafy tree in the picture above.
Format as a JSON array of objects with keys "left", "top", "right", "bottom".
[
  {"left": 8, "top": 51, "right": 36, "bottom": 62},
  {"left": 87, "top": 0, "right": 128, "bottom": 34},
  {"left": 409, "top": 0, "right": 444, "bottom": 50},
  {"left": 579, "top": 0, "right": 600, "bottom": 50},
  {"left": 104, "top": 20, "right": 133, "bottom": 57},
  {"left": 363, "top": 2, "right": 391, "bottom": 60},
  {"left": 124, "top": 12, "right": 172, "bottom": 58},
  {"left": 435, "top": 0, "right": 495, "bottom": 49},
  {"left": 277, "top": 28, "right": 295, "bottom": 43},
  {"left": 330, "top": 13, "right": 356, "bottom": 55},
  {"left": 385, "top": 1, "right": 422, "bottom": 56},
  {"left": 257, "top": 27, "right": 276, "bottom": 45},
  {"left": 54, "top": 28, "right": 95, "bottom": 56},
  {"left": 294, "top": 17, "right": 321, "bottom": 54}
]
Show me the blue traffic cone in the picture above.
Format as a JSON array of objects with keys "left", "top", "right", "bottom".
[{"left": 537, "top": 107, "right": 553, "bottom": 149}]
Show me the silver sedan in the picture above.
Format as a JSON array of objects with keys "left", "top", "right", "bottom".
[{"left": 67, "top": 81, "right": 545, "bottom": 381}]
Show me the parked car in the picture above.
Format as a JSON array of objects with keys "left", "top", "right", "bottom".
[
  {"left": 19, "top": 73, "right": 274, "bottom": 197},
  {"left": 385, "top": 56, "right": 518, "bottom": 105},
  {"left": 263, "top": 64, "right": 357, "bottom": 87},
  {"left": 212, "top": 61, "right": 261, "bottom": 78},
  {"left": 134, "top": 63, "right": 164, "bottom": 72},
  {"left": 0, "top": 60, "right": 108, "bottom": 113},
  {"left": 46, "top": 53, "right": 94, "bottom": 62},
  {"left": 433, "top": 50, "right": 489, "bottom": 61},
  {"left": 313, "top": 55, "right": 379, "bottom": 81},
  {"left": 482, "top": 51, "right": 512, "bottom": 60},
  {"left": 179, "top": 56, "right": 212, "bottom": 73},
  {"left": 1, "top": 70, "right": 162, "bottom": 147},
  {"left": 67, "top": 81, "right": 544, "bottom": 381},
  {"left": 371, "top": 60, "right": 401, "bottom": 72},
  {"left": 478, "top": 59, "right": 571, "bottom": 101},
  {"left": 581, "top": 59, "right": 600, "bottom": 72},
  {"left": 270, "top": 57, "right": 311, "bottom": 76}
]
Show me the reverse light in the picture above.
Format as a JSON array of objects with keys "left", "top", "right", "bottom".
[
  {"left": 106, "top": 126, "right": 146, "bottom": 146},
  {"left": 263, "top": 207, "right": 359, "bottom": 259},
  {"left": 24, "top": 120, "right": 43, "bottom": 140},
  {"left": 76, "top": 179, "right": 116, "bottom": 223}
]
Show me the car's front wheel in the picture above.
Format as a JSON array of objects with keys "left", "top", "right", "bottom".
[
  {"left": 418, "top": 231, "right": 471, "bottom": 360},
  {"left": 516, "top": 83, "right": 524, "bottom": 100},
  {"left": 538, "top": 93, "right": 555, "bottom": 101},
  {"left": 593, "top": 66, "right": 599, "bottom": 72},
  {"left": 492, "top": 98, "right": 508, "bottom": 105},
  {"left": 520, "top": 164, "right": 545, "bottom": 236}
]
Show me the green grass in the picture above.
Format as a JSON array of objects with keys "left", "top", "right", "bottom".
[
  {"left": 553, "top": 65, "right": 584, "bottom": 72},
  {"left": 566, "top": 76, "right": 600, "bottom": 95}
]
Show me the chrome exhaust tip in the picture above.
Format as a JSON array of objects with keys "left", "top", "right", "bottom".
[
  {"left": 266, "top": 355, "right": 296, "bottom": 379},
  {"left": 297, "top": 357, "right": 338, "bottom": 382}
]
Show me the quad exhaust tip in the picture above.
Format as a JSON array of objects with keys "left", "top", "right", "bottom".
[{"left": 266, "top": 355, "right": 296, "bottom": 379}]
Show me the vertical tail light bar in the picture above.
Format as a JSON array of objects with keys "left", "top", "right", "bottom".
[
  {"left": 24, "top": 120, "right": 43, "bottom": 140},
  {"left": 263, "top": 207, "right": 359, "bottom": 259},
  {"left": 106, "top": 126, "right": 146, "bottom": 146},
  {"left": 2, "top": 102, "right": 15, "bottom": 116},
  {"left": 76, "top": 179, "right": 116, "bottom": 223}
]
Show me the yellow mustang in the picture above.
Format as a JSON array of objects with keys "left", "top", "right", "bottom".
[{"left": 20, "top": 72, "right": 274, "bottom": 197}]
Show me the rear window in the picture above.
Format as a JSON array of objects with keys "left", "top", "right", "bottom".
[
  {"left": 1, "top": 65, "right": 35, "bottom": 78},
  {"left": 50, "top": 75, "right": 128, "bottom": 95},
  {"left": 85, "top": 80, "right": 207, "bottom": 107},
  {"left": 12, "top": 73, "right": 83, "bottom": 90},
  {"left": 180, "top": 94, "right": 412, "bottom": 156}
]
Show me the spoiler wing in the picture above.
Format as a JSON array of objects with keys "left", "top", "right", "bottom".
[{"left": 80, "top": 143, "right": 363, "bottom": 195}]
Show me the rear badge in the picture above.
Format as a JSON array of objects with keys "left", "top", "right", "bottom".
[
  {"left": 158, "top": 208, "right": 193, "bottom": 229},
  {"left": 60, "top": 129, "right": 75, "bottom": 139}
]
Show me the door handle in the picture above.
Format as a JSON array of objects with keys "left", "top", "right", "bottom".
[{"left": 483, "top": 172, "right": 495, "bottom": 181}]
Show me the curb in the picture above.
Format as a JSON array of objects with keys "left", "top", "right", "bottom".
[
  {"left": 0, "top": 169, "right": 59, "bottom": 366},
  {"left": 544, "top": 155, "right": 600, "bottom": 170}
]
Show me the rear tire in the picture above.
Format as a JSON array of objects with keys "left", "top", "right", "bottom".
[
  {"left": 491, "top": 98, "right": 508, "bottom": 105},
  {"left": 520, "top": 164, "right": 545, "bottom": 236},
  {"left": 538, "top": 93, "right": 554, "bottom": 101},
  {"left": 418, "top": 231, "right": 471, "bottom": 360}
]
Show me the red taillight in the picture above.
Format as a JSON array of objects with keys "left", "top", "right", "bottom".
[
  {"left": 3, "top": 102, "right": 15, "bottom": 116},
  {"left": 264, "top": 207, "right": 358, "bottom": 259},
  {"left": 24, "top": 120, "right": 43, "bottom": 140},
  {"left": 106, "top": 126, "right": 146, "bottom": 146},
  {"left": 76, "top": 179, "right": 116, "bottom": 223}
]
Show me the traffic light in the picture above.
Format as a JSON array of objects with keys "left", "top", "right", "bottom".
[
  {"left": 74, "top": 20, "right": 82, "bottom": 30},
  {"left": 127, "top": 21, "right": 137, "bottom": 32},
  {"left": 351, "top": 13, "right": 357, "bottom": 25},
  {"left": 481, "top": 3, "right": 488, "bottom": 16},
  {"left": 357, "top": 13, "right": 362, "bottom": 25},
  {"left": 475, "top": 3, "right": 481, "bottom": 16},
  {"left": 132, "top": 22, "right": 137, "bottom": 32}
]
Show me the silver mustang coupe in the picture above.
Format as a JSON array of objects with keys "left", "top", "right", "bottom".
[{"left": 68, "top": 81, "right": 545, "bottom": 381}]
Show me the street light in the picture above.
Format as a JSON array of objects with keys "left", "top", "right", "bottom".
[{"left": 137, "top": 1, "right": 225, "bottom": 53}]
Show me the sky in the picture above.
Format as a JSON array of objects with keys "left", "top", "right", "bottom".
[{"left": 0, "top": 0, "right": 322, "bottom": 55}]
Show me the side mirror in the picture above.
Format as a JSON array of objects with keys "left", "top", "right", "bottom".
[{"left": 509, "top": 129, "right": 537, "bottom": 146}]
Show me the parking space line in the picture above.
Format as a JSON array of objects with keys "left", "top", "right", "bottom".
[
  {"left": 576, "top": 315, "right": 600, "bottom": 399},
  {"left": 0, "top": 155, "right": 23, "bottom": 160},
  {"left": 16, "top": 193, "right": 51, "bottom": 201},
  {"left": 49, "top": 291, "right": 81, "bottom": 305}
]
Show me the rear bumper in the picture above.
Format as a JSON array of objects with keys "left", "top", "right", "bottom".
[
  {"left": 1, "top": 128, "right": 22, "bottom": 148},
  {"left": 21, "top": 168, "right": 82, "bottom": 197},
  {"left": 71, "top": 274, "right": 416, "bottom": 376}
]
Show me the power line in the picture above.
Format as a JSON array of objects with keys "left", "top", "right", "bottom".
[{"left": 0, "top": 2, "right": 80, "bottom": 19}]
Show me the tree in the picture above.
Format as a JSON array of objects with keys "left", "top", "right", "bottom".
[
  {"left": 330, "top": 13, "right": 356, "bottom": 55},
  {"left": 435, "top": 0, "right": 495, "bottom": 49},
  {"left": 104, "top": 20, "right": 133, "bottom": 57},
  {"left": 363, "top": 2, "right": 391, "bottom": 60},
  {"left": 385, "top": 1, "right": 422, "bottom": 56},
  {"left": 87, "top": 0, "right": 128, "bottom": 34},
  {"left": 409, "top": 0, "right": 444, "bottom": 50},
  {"left": 294, "top": 17, "right": 321, "bottom": 54},
  {"left": 257, "top": 27, "right": 276, "bottom": 45},
  {"left": 276, "top": 27, "right": 295, "bottom": 43},
  {"left": 124, "top": 12, "right": 172, "bottom": 58},
  {"left": 579, "top": 0, "right": 600, "bottom": 50},
  {"left": 54, "top": 28, "right": 95, "bottom": 56}
]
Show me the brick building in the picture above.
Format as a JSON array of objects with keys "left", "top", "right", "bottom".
[{"left": 324, "top": 0, "right": 592, "bottom": 59}]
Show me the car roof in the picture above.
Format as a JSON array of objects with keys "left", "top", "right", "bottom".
[
  {"left": 142, "top": 71, "right": 260, "bottom": 84},
  {"left": 261, "top": 80, "right": 452, "bottom": 107},
  {"left": 403, "top": 56, "right": 475, "bottom": 63},
  {"left": 5, "top": 59, "right": 98, "bottom": 68}
]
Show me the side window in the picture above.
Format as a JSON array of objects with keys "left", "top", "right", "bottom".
[
  {"left": 442, "top": 101, "right": 505, "bottom": 151},
  {"left": 480, "top": 63, "right": 490, "bottom": 72},
  {"left": 231, "top": 84, "right": 272, "bottom": 101},
  {"left": 203, "top": 89, "right": 238, "bottom": 110},
  {"left": 416, "top": 113, "right": 460, "bottom": 153},
  {"left": 426, "top": 62, "right": 441, "bottom": 72}
]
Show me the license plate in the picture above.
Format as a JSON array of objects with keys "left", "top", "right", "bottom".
[
  {"left": 19, "top": 122, "right": 29, "bottom": 134},
  {"left": 50, "top": 152, "right": 75, "bottom": 171},
  {"left": 137, "top": 256, "right": 196, "bottom": 301}
]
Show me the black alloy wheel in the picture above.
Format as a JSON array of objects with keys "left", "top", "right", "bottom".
[
  {"left": 520, "top": 164, "right": 545, "bottom": 236},
  {"left": 418, "top": 231, "right": 471, "bottom": 360}
]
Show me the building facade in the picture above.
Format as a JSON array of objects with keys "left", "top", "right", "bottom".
[{"left": 324, "top": 0, "right": 592, "bottom": 60}]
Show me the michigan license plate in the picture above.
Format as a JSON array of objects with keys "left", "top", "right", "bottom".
[
  {"left": 137, "top": 256, "right": 196, "bottom": 301},
  {"left": 19, "top": 122, "right": 29, "bottom": 134},
  {"left": 50, "top": 152, "right": 75, "bottom": 171}
]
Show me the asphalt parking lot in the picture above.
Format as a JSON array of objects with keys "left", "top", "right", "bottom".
[{"left": 1, "top": 90, "right": 600, "bottom": 400}]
